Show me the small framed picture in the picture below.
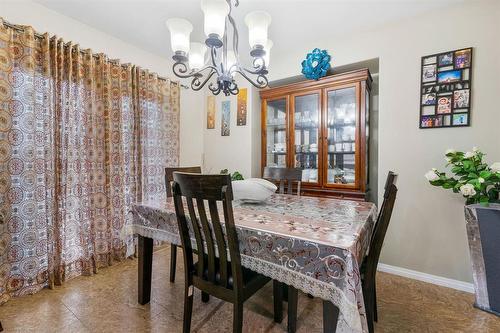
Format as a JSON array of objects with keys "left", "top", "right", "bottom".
[
  {"left": 443, "top": 115, "right": 451, "bottom": 126},
  {"left": 437, "top": 96, "right": 451, "bottom": 114},
  {"left": 452, "top": 113, "right": 468, "bottom": 125},
  {"left": 422, "top": 93, "right": 436, "bottom": 105},
  {"left": 438, "top": 65, "right": 454, "bottom": 72},
  {"left": 434, "top": 116, "right": 443, "bottom": 127},
  {"left": 422, "top": 64, "right": 437, "bottom": 83},
  {"left": 422, "top": 105, "right": 436, "bottom": 116},
  {"left": 455, "top": 49, "right": 471, "bottom": 68},
  {"left": 462, "top": 68, "right": 470, "bottom": 80},
  {"left": 438, "top": 53, "right": 453, "bottom": 66},
  {"left": 423, "top": 56, "right": 437, "bottom": 65},
  {"left": 453, "top": 89, "right": 470, "bottom": 108},
  {"left": 421, "top": 116, "right": 433, "bottom": 128},
  {"left": 437, "top": 70, "right": 461, "bottom": 83}
]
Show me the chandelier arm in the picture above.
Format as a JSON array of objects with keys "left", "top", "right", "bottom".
[
  {"left": 233, "top": 69, "right": 269, "bottom": 89},
  {"left": 172, "top": 62, "right": 218, "bottom": 79},
  {"left": 229, "top": 81, "right": 239, "bottom": 95},
  {"left": 227, "top": 10, "right": 239, "bottom": 61},
  {"left": 210, "top": 45, "right": 218, "bottom": 69},
  {"left": 190, "top": 69, "right": 217, "bottom": 91},
  {"left": 242, "top": 63, "right": 267, "bottom": 75},
  {"left": 208, "top": 81, "right": 222, "bottom": 95}
]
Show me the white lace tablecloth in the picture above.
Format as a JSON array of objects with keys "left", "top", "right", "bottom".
[{"left": 126, "top": 194, "right": 377, "bottom": 333}]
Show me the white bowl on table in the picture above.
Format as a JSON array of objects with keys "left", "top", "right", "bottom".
[{"left": 232, "top": 178, "right": 277, "bottom": 203}]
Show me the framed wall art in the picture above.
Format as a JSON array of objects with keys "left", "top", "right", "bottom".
[
  {"left": 236, "top": 88, "right": 247, "bottom": 126},
  {"left": 207, "top": 95, "right": 216, "bottom": 129},
  {"left": 221, "top": 100, "right": 231, "bottom": 136},
  {"left": 419, "top": 47, "right": 472, "bottom": 129}
]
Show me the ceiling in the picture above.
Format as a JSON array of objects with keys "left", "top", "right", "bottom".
[{"left": 34, "top": 0, "right": 463, "bottom": 61}]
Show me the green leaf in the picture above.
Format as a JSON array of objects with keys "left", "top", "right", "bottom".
[
  {"left": 231, "top": 171, "right": 244, "bottom": 181},
  {"left": 463, "top": 160, "right": 473, "bottom": 170},
  {"left": 479, "top": 171, "right": 492, "bottom": 179},
  {"left": 488, "top": 188, "right": 499, "bottom": 200},
  {"left": 480, "top": 196, "right": 490, "bottom": 206},
  {"left": 443, "top": 182, "right": 454, "bottom": 189},
  {"left": 430, "top": 180, "right": 444, "bottom": 186}
]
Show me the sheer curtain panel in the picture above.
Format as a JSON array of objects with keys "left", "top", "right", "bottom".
[{"left": 0, "top": 18, "right": 180, "bottom": 303}]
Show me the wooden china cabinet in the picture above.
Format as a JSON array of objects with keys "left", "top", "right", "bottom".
[{"left": 260, "top": 69, "right": 372, "bottom": 200}]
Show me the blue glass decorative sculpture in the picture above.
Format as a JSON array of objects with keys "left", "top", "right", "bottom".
[{"left": 301, "top": 48, "right": 331, "bottom": 80}]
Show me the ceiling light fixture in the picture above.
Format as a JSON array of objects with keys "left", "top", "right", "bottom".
[{"left": 166, "top": 0, "right": 272, "bottom": 96}]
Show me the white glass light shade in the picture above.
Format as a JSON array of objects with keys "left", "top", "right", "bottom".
[
  {"left": 263, "top": 39, "right": 273, "bottom": 67},
  {"left": 244, "top": 11, "right": 271, "bottom": 48},
  {"left": 166, "top": 18, "right": 193, "bottom": 54},
  {"left": 201, "top": 0, "right": 230, "bottom": 38},
  {"left": 189, "top": 42, "right": 207, "bottom": 70}
]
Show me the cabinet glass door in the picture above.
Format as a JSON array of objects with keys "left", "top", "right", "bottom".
[
  {"left": 265, "top": 98, "right": 287, "bottom": 167},
  {"left": 293, "top": 93, "right": 320, "bottom": 183},
  {"left": 326, "top": 87, "right": 357, "bottom": 186}
]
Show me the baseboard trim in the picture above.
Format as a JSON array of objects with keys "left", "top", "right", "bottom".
[{"left": 377, "top": 263, "right": 474, "bottom": 294}]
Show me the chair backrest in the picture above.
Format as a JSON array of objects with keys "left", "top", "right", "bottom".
[
  {"left": 383, "top": 171, "right": 397, "bottom": 197},
  {"left": 263, "top": 167, "right": 302, "bottom": 195},
  {"left": 165, "top": 166, "right": 202, "bottom": 198},
  {"left": 172, "top": 173, "right": 244, "bottom": 292},
  {"left": 365, "top": 182, "right": 398, "bottom": 281}
]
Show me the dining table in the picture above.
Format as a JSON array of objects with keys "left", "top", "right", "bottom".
[{"left": 127, "top": 193, "right": 377, "bottom": 333}]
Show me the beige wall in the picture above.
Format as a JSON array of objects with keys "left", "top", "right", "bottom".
[
  {"left": 0, "top": 0, "right": 204, "bottom": 167},
  {"left": 6, "top": 0, "right": 500, "bottom": 284},
  {"left": 201, "top": 80, "right": 260, "bottom": 178},
  {"left": 199, "top": 0, "right": 500, "bottom": 283},
  {"left": 267, "top": 0, "right": 500, "bottom": 283}
]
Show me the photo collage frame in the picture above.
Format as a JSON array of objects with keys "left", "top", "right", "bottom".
[{"left": 420, "top": 47, "right": 472, "bottom": 128}]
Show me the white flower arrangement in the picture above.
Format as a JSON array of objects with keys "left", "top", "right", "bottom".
[
  {"left": 460, "top": 183, "right": 476, "bottom": 197},
  {"left": 491, "top": 162, "right": 500, "bottom": 173},
  {"left": 425, "top": 147, "right": 500, "bottom": 205}
]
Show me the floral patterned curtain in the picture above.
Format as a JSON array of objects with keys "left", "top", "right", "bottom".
[{"left": 0, "top": 19, "right": 180, "bottom": 303}]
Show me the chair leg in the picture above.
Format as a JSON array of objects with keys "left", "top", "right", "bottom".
[
  {"left": 170, "top": 244, "right": 177, "bottom": 283},
  {"left": 287, "top": 286, "right": 298, "bottom": 333},
  {"left": 201, "top": 291, "right": 210, "bottom": 303},
  {"left": 233, "top": 302, "right": 243, "bottom": 333},
  {"left": 373, "top": 286, "right": 378, "bottom": 322},
  {"left": 183, "top": 285, "right": 194, "bottom": 333},
  {"left": 273, "top": 280, "right": 283, "bottom": 323},
  {"left": 322, "top": 301, "right": 339, "bottom": 333},
  {"left": 363, "top": 282, "right": 375, "bottom": 333}
]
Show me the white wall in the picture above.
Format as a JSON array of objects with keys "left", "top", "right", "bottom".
[
  {"left": 0, "top": 0, "right": 204, "bottom": 167},
  {"left": 202, "top": 80, "right": 259, "bottom": 178},
  {"left": 266, "top": 0, "right": 500, "bottom": 283},
  {"left": 5, "top": 0, "right": 499, "bottom": 284}
]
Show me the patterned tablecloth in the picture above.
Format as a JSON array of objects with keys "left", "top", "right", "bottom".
[{"left": 126, "top": 194, "right": 377, "bottom": 333}]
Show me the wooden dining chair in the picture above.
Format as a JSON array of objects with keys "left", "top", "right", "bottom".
[
  {"left": 362, "top": 179, "right": 398, "bottom": 333},
  {"left": 263, "top": 167, "right": 302, "bottom": 195},
  {"left": 172, "top": 172, "right": 283, "bottom": 333},
  {"left": 165, "top": 166, "right": 202, "bottom": 283},
  {"left": 287, "top": 173, "right": 398, "bottom": 333},
  {"left": 368, "top": 170, "right": 397, "bottom": 323}
]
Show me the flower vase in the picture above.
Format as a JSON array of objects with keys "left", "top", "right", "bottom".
[{"left": 464, "top": 203, "right": 500, "bottom": 316}]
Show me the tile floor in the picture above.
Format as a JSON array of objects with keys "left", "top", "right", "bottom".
[{"left": 1, "top": 246, "right": 499, "bottom": 332}]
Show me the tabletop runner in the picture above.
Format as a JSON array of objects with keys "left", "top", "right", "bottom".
[{"left": 125, "top": 194, "right": 377, "bottom": 333}]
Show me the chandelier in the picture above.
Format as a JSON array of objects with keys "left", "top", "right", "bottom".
[{"left": 166, "top": 0, "right": 272, "bottom": 96}]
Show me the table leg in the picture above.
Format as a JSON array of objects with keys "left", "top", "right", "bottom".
[
  {"left": 138, "top": 235, "right": 153, "bottom": 305},
  {"left": 273, "top": 280, "right": 283, "bottom": 323},
  {"left": 288, "top": 286, "right": 298, "bottom": 333},
  {"left": 322, "top": 300, "right": 339, "bottom": 333}
]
